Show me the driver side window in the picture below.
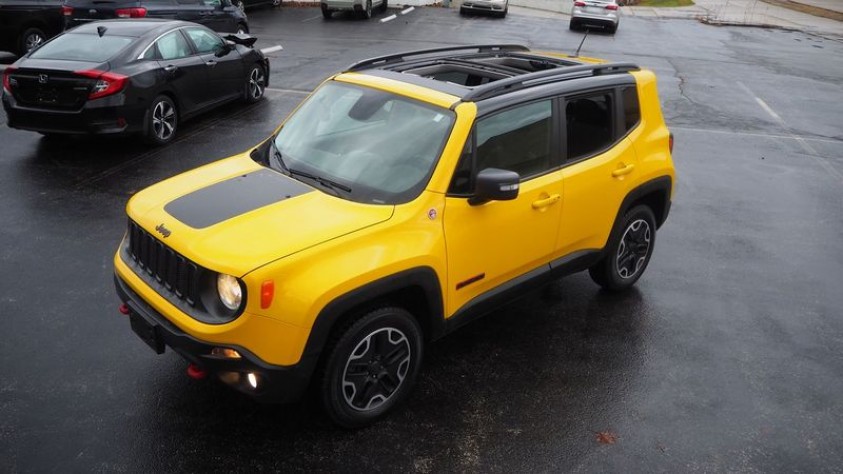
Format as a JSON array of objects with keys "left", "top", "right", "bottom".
[{"left": 185, "top": 27, "right": 224, "bottom": 55}]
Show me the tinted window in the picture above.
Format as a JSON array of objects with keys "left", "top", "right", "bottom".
[
  {"left": 622, "top": 86, "right": 640, "bottom": 132},
  {"left": 448, "top": 135, "right": 474, "bottom": 195},
  {"left": 476, "top": 100, "right": 553, "bottom": 178},
  {"left": 156, "top": 30, "right": 191, "bottom": 60},
  {"left": 566, "top": 93, "right": 613, "bottom": 160},
  {"left": 185, "top": 27, "right": 223, "bottom": 55},
  {"left": 29, "top": 33, "right": 133, "bottom": 62}
]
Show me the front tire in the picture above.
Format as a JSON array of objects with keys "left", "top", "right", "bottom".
[
  {"left": 321, "top": 307, "right": 423, "bottom": 428},
  {"left": 144, "top": 95, "right": 178, "bottom": 146},
  {"left": 379, "top": 0, "right": 388, "bottom": 12},
  {"left": 244, "top": 64, "right": 266, "bottom": 103},
  {"left": 589, "top": 205, "right": 657, "bottom": 291},
  {"left": 236, "top": 23, "right": 249, "bottom": 34},
  {"left": 359, "top": 0, "right": 373, "bottom": 19},
  {"left": 18, "top": 27, "right": 46, "bottom": 55},
  {"left": 322, "top": 3, "right": 333, "bottom": 19}
]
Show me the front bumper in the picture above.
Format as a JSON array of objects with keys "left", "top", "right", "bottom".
[
  {"left": 114, "top": 274, "right": 316, "bottom": 403},
  {"left": 2, "top": 92, "right": 145, "bottom": 135}
]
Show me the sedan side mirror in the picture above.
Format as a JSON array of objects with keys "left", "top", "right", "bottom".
[{"left": 469, "top": 168, "right": 520, "bottom": 206}]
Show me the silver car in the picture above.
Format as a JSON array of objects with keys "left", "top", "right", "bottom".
[
  {"left": 459, "top": 0, "right": 509, "bottom": 18},
  {"left": 570, "top": 0, "right": 620, "bottom": 34},
  {"left": 322, "top": 0, "right": 388, "bottom": 19}
]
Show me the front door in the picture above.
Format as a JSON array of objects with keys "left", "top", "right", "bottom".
[{"left": 444, "top": 99, "right": 563, "bottom": 316}]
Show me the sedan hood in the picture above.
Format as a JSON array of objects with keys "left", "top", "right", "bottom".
[{"left": 127, "top": 155, "right": 394, "bottom": 277}]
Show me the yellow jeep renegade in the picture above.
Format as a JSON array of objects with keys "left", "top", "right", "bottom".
[{"left": 114, "top": 44, "right": 675, "bottom": 427}]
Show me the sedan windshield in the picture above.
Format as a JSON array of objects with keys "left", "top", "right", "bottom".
[
  {"left": 29, "top": 33, "right": 134, "bottom": 62},
  {"left": 273, "top": 82, "right": 455, "bottom": 204}
]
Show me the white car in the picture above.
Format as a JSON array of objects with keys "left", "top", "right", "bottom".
[
  {"left": 459, "top": 0, "right": 509, "bottom": 18},
  {"left": 570, "top": 0, "right": 620, "bottom": 34},
  {"left": 322, "top": 0, "right": 388, "bottom": 19}
]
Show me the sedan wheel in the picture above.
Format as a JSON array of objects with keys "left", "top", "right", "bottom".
[
  {"left": 360, "top": 0, "right": 372, "bottom": 19},
  {"left": 19, "top": 28, "right": 46, "bottom": 55},
  {"left": 244, "top": 65, "right": 266, "bottom": 103},
  {"left": 145, "top": 96, "right": 178, "bottom": 145}
]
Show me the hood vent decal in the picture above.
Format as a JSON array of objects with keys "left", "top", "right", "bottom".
[{"left": 164, "top": 169, "right": 313, "bottom": 229}]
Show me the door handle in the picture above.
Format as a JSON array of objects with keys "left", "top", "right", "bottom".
[
  {"left": 532, "top": 194, "right": 561, "bottom": 210},
  {"left": 163, "top": 65, "right": 178, "bottom": 76},
  {"left": 205, "top": 60, "right": 217, "bottom": 67},
  {"left": 611, "top": 163, "right": 635, "bottom": 177}
]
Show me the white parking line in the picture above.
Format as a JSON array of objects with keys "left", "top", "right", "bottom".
[
  {"left": 265, "top": 87, "right": 310, "bottom": 95},
  {"left": 302, "top": 15, "right": 322, "bottom": 22},
  {"left": 380, "top": 14, "right": 397, "bottom": 23},
  {"left": 401, "top": 6, "right": 415, "bottom": 14},
  {"left": 260, "top": 45, "right": 283, "bottom": 55}
]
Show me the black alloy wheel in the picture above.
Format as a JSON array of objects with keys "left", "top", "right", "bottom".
[
  {"left": 589, "top": 205, "right": 657, "bottom": 291},
  {"left": 321, "top": 307, "right": 423, "bottom": 428},
  {"left": 244, "top": 65, "right": 266, "bottom": 103},
  {"left": 19, "top": 27, "right": 46, "bottom": 55},
  {"left": 360, "top": 0, "right": 373, "bottom": 19},
  {"left": 145, "top": 95, "right": 178, "bottom": 145}
]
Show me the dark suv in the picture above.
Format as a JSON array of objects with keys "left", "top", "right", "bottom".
[
  {"left": 63, "top": 0, "right": 249, "bottom": 34},
  {"left": 0, "top": 0, "right": 64, "bottom": 55}
]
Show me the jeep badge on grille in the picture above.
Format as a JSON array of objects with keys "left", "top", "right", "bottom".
[{"left": 155, "top": 223, "right": 172, "bottom": 238}]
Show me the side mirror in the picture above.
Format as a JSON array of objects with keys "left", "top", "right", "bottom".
[
  {"left": 214, "top": 43, "right": 234, "bottom": 57},
  {"left": 469, "top": 168, "right": 520, "bottom": 206}
]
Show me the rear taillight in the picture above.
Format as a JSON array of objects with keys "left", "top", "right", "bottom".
[
  {"left": 2, "top": 67, "right": 17, "bottom": 95},
  {"left": 574, "top": 1, "right": 586, "bottom": 6},
  {"left": 606, "top": 4, "right": 619, "bottom": 9},
  {"left": 61, "top": 5, "right": 73, "bottom": 16},
  {"left": 669, "top": 132, "right": 674, "bottom": 154},
  {"left": 115, "top": 7, "right": 147, "bottom": 18},
  {"left": 75, "top": 70, "right": 129, "bottom": 100}
]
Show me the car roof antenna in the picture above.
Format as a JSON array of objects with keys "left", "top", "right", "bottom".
[
  {"left": 97, "top": 26, "right": 108, "bottom": 38},
  {"left": 573, "top": 30, "right": 589, "bottom": 57}
]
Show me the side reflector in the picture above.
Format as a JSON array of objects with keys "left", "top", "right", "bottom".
[
  {"left": 261, "top": 280, "right": 274, "bottom": 309},
  {"left": 187, "top": 363, "right": 208, "bottom": 380},
  {"left": 118, "top": 303, "right": 130, "bottom": 315},
  {"left": 669, "top": 132, "right": 674, "bottom": 154}
]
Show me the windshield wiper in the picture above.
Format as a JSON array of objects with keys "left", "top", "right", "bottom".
[{"left": 269, "top": 140, "right": 351, "bottom": 194}]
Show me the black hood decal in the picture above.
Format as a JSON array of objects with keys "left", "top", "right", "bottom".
[{"left": 164, "top": 169, "right": 312, "bottom": 229}]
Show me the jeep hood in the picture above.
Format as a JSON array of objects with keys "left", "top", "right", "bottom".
[{"left": 126, "top": 155, "right": 394, "bottom": 277}]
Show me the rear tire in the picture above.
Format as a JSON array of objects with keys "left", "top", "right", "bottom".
[
  {"left": 18, "top": 27, "right": 46, "bottom": 55},
  {"left": 569, "top": 20, "right": 578, "bottom": 30},
  {"left": 379, "top": 0, "right": 388, "bottom": 12},
  {"left": 459, "top": 6, "right": 467, "bottom": 15},
  {"left": 144, "top": 95, "right": 178, "bottom": 146},
  {"left": 237, "top": 23, "right": 249, "bottom": 34},
  {"left": 322, "top": 4, "right": 333, "bottom": 19},
  {"left": 320, "top": 307, "right": 423, "bottom": 428},
  {"left": 589, "top": 205, "right": 657, "bottom": 291},
  {"left": 359, "top": 0, "right": 372, "bottom": 19}
]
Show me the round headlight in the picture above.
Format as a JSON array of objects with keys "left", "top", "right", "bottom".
[{"left": 217, "top": 274, "right": 242, "bottom": 311}]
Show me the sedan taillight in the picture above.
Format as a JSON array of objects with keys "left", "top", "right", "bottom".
[
  {"left": 75, "top": 70, "right": 129, "bottom": 100},
  {"left": 115, "top": 7, "right": 147, "bottom": 18},
  {"left": 606, "top": 4, "right": 619, "bottom": 9},
  {"left": 574, "top": 1, "right": 586, "bottom": 5},
  {"left": 61, "top": 5, "right": 73, "bottom": 16},
  {"left": 2, "top": 67, "right": 18, "bottom": 95}
]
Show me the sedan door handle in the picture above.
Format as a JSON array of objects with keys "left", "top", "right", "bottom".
[
  {"left": 163, "top": 65, "right": 178, "bottom": 76},
  {"left": 532, "top": 194, "right": 561, "bottom": 210},
  {"left": 611, "top": 163, "right": 635, "bottom": 177},
  {"left": 205, "top": 60, "right": 217, "bottom": 67}
]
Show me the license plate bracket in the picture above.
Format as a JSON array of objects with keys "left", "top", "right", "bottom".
[{"left": 130, "top": 311, "right": 165, "bottom": 354}]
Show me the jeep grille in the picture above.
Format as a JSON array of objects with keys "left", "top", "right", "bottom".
[{"left": 127, "top": 220, "right": 200, "bottom": 306}]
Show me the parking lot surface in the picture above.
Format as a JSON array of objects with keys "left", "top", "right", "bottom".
[{"left": 2, "top": 6, "right": 843, "bottom": 472}]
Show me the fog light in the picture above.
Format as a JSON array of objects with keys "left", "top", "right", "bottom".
[
  {"left": 211, "top": 347, "right": 242, "bottom": 359},
  {"left": 247, "top": 372, "right": 258, "bottom": 389}
]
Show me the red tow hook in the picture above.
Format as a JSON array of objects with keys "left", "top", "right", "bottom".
[
  {"left": 118, "top": 303, "right": 130, "bottom": 315},
  {"left": 187, "top": 363, "right": 208, "bottom": 380}
]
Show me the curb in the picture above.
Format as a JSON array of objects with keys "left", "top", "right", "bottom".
[{"left": 760, "top": 0, "right": 843, "bottom": 21}]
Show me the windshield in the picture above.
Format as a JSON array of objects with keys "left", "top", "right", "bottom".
[
  {"left": 30, "top": 33, "right": 134, "bottom": 62},
  {"left": 273, "top": 82, "right": 455, "bottom": 204}
]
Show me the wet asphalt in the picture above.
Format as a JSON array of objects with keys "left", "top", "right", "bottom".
[{"left": 2, "top": 6, "right": 843, "bottom": 473}]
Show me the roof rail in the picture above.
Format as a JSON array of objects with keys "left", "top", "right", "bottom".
[
  {"left": 462, "top": 62, "right": 640, "bottom": 101},
  {"left": 345, "top": 44, "right": 530, "bottom": 72}
]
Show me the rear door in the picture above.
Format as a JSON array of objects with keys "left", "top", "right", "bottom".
[
  {"left": 65, "top": 0, "right": 178, "bottom": 27},
  {"left": 148, "top": 28, "right": 208, "bottom": 113}
]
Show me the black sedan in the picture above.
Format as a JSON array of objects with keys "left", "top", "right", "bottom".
[
  {"left": 63, "top": 0, "right": 250, "bottom": 35},
  {"left": 0, "top": 0, "right": 64, "bottom": 56},
  {"left": 2, "top": 19, "right": 269, "bottom": 144}
]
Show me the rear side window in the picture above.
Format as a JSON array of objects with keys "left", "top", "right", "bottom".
[
  {"left": 622, "top": 86, "right": 641, "bottom": 132},
  {"left": 29, "top": 33, "right": 134, "bottom": 62},
  {"left": 156, "top": 31, "right": 192, "bottom": 60},
  {"left": 565, "top": 93, "right": 614, "bottom": 160},
  {"left": 475, "top": 100, "right": 553, "bottom": 178},
  {"left": 185, "top": 27, "right": 223, "bottom": 55}
]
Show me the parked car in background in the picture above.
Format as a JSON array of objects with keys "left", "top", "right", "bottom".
[
  {"left": 63, "top": 0, "right": 249, "bottom": 34},
  {"left": 570, "top": 0, "right": 620, "bottom": 33},
  {"left": 459, "top": 0, "right": 508, "bottom": 18},
  {"left": 231, "top": 0, "right": 280, "bottom": 13},
  {"left": 0, "top": 0, "right": 64, "bottom": 56},
  {"left": 2, "top": 19, "right": 269, "bottom": 144},
  {"left": 321, "top": 0, "right": 387, "bottom": 20}
]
